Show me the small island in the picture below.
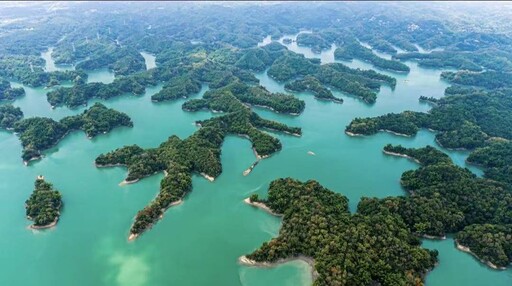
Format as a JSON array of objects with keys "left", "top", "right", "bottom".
[
  {"left": 0, "top": 78, "right": 25, "bottom": 101},
  {"left": 25, "top": 176, "right": 62, "bottom": 229}
]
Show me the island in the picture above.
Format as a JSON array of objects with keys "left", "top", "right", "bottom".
[
  {"left": 0, "top": 79, "right": 25, "bottom": 101},
  {"left": 241, "top": 178, "right": 438, "bottom": 285},
  {"left": 284, "top": 75, "right": 343, "bottom": 103},
  {"left": 1, "top": 103, "right": 133, "bottom": 163},
  {"left": 267, "top": 52, "right": 396, "bottom": 103},
  {"left": 0, "top": 104, "right": 23, "bottom": 129},
  {"left": 334, "top": 41, "right": 410, "bottom": 72},
  {"left": 25, "top": 176, "right": 62, "bottom": 229},
  {"left": 345, "top": 87, "right": 512, "bottom": 150}
]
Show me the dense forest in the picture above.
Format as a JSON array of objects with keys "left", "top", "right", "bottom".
[
  {"left": 455, "top": 224, "right": 512, "bottom": 269},
  {"left": 246, "top": 146, "right": 512, "bottom": 283},
  {"left": 357, "top": 145, "right": 512, "bottom": 268},
  {"left": 346, "top": 88, "right": 512, "bottom": 149},
  {"left": 284, "top": 76, "right": 343, "bottom": 103},
  {"left": 2, "top": 103, "right": 132, "bottom": 163},
  {"left": 25, "top": 177, "right": 62, "bottom": 228},
  {"left": 467, "top": 141, "right": 512, "bottom": 185},
  {"left": 245, "top": 178, "right": 438, "bottom": 286},
  {"left": 334, "top": 41, "right": 410, "bottom": 72},
  {"left": 0, "top": 79, "right": 25, "bottom": 101}
]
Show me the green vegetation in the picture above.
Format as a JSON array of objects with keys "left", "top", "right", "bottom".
[
  {"left": 151, "top": 75, "right": 202, "bottom": 102},
  {"left": 5, "top": 103, "right": 132, "bottom": 163},
  {"left": 441, "top": 70, "right": 512, "bottom": 90},
  {"left": 47, "top": 71, "right": 157, "bottom": 108},
  {"left": 456, "top": 224, "right": 512, "bottom": 269},
  {"left": 215, "top": 81, "right": 305, "bottom": 114},
  {"left": 0, "top": 79, "right": 25, "bottom": 101},
  {"left": 393, "top": 51, "right": 484, "bottom": 71},
  {"left": 245, "top": 178, "right": 438, "bottom": 286},
  {"left": 96, "top": 87, "right": 300, "bottom": 237},
  {"left": 383, "top": 144, "right": 451, "bottom": 165},
  {"left": 334, "top": 42, "right": 410, "bottom": 72},
  {"left": 25, "top": 177, "right": 62, "bottom": 228},
  {"left": 296, "top": 33, "right": 331, "bottom": 53},
  {"left": 467, "top": 141, "right": 512, "bottom": 185},
  {"left": 0, "top": 104, "right": 23, "bottom": 129},
  {"left": 268, "top": 52, "right": 395, "bottom": 103},
  {"left": 284, "top": 76, "right": 343, "bottom": 103},
  {"left": 0, "top": 56, "right": 87, "bottom": 87},
  {"left": 347, "top": 88, "right": 512, "bottom": 149},
  {"left": 393, "top": 49, "right": 512, "bottom": 72},
  {"left": 359, "top": 145, "right": 512, "bottom": 268},
  {"left": 367, "top": 39, "right": 397, "bottom": 54},
  {"left": 53, "top": 38, "right": 145, "bottom": 76}
]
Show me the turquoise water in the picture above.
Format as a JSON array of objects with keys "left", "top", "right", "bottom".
[{"left": 0, "top": 39, "right": 510, "bottom": 285}]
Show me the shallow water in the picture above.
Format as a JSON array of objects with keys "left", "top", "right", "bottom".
[{"left": 0, "top": 39, "right": 510, "bottom": 286}]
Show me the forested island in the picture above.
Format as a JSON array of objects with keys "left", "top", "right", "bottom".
[
  {"left": 242, "top": 178, "right": 439, "bottom": 286},
  {"left": 346, "top": 88, "right": 512, "bottom": 150},
  {"left": 96, "top": 85, "right": 301, "bottom": 239},
  {"left": 0, "top": 103, "right": 132, "bottom": 163},
  {"left": 284, "top": 76, "right": 343, "bottom": 103},
  {"left": 334, "top": 41, "right": 410, "bottom": 72},
  {"left": 25, "top": 176, "right": 62, "bottom": 229},
  {"left": 0, "top": 79, "right": 25, "bottom": 101}
]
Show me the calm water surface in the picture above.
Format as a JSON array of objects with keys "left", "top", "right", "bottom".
[{"left": 0, "top": 38, "right": 510, "bottom": 286}]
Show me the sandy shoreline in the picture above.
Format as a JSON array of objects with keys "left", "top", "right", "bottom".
[
  {"left": 455, "top": 240, "right": 506, "bottom": 270},
  {"left": 28, "top": 217, "right": 59, "bottom": 229},
  {"left": 345, "top": 131, "right": 363, "bottom": 137},
  {"left": 238, "top": 255, "right": 317, "bottom": 280},
  {"left": 243, "top": 160, "right": 259, "bottom": 176},
  {"left": 243, "top": 198, "right": 281, "bottom": 217},
  {"left": 379, "top": 129, "right": 412, "bottom": 137},
  {"left": 24, "top": 155, "right": 43, "bottom": 166},
  {"left": 382, "top": 150, "right": 421, "bottom": 164},
  {"left": 200, "top": 172, "right": 215, "bottom": 182},
  {"left": 421, "top": 234, "right": 447, "bottom": 240}
]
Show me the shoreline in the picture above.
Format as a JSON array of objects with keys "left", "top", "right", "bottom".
[
  {"left": 200, "top": 172, "right": 215, "bottom": 182},
  {"left": 28, "top": 216, "right": 59, "bottom": 230},
  {"left": 345, "top": 130, "right": 363, "bottom": 137},
  {"left": 379, "top": 129, "right": 412, "bottom": 137},
  {"left": 382, "top": 150, "right": 421, "bottom": 164},
  {"left": 421, "top": 234, "right": 447, "bottom": 240},
  {"left": 243, "top": 160, "right": 259, "bottom": 176},
  {"left": 243, "top": 198, "right": 281, "bottom": 217},
  {"left": 455, "top": 240, "right": 506, "bottom": 270},
  {"left": 129, "top": 199, "right": 184, "bottom": 241},
  {"left": 95, "top": 162, "right": 126, "bottom": 168},
  {"left": 24, "top": 155, "right": 43, "bottom": 166},
  {"left": 235, "top": 134, "right": 275, "bottom": 160},
  {"left": 238, "top": 255, "right": 317, "bottom": 280}
]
